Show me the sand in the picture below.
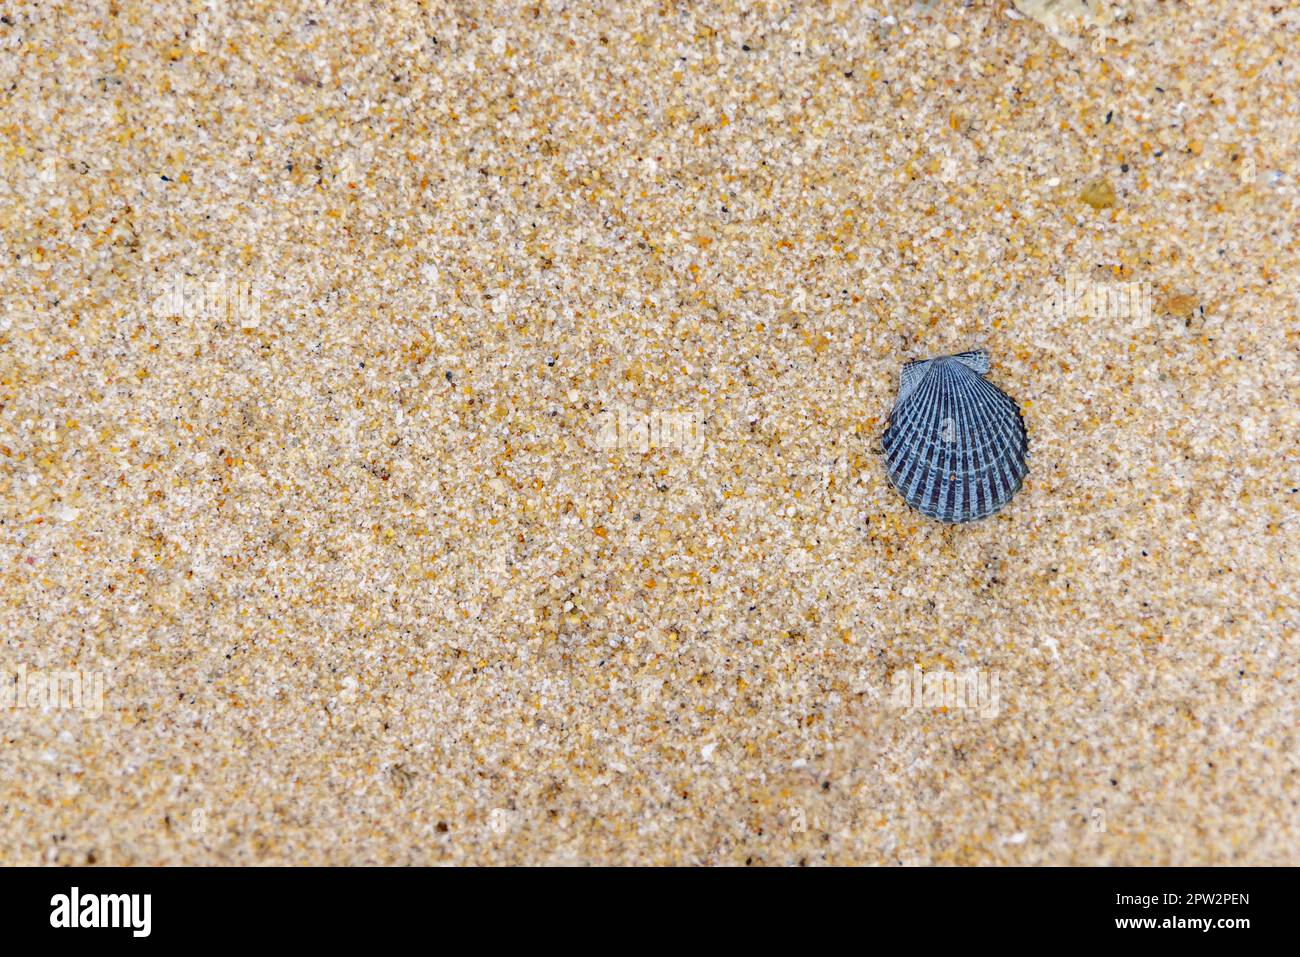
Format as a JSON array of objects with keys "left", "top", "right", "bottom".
[{"left": 1, "top": 0, "right": 1295, "bottom": 865}]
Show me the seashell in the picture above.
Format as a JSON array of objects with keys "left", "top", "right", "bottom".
[{"left": 881, "top": 349, "right": 1028, "bottom": 523}]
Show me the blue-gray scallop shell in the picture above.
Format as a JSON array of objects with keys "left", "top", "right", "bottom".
[{"left": 881, "top": 350, "right": 1028, "bottom": 523}]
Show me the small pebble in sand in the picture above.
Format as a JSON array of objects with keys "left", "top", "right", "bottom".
[
  {"left": 1079, "top": 177, "right": 1117, "bottom": 209},
  {"left": 1161, "top": 292, "right": 1199, "bottom": 317}
]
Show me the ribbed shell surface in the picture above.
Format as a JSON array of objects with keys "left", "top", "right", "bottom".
[{"left": 882, "top": 353, "right": 1028, "bottom": 523}]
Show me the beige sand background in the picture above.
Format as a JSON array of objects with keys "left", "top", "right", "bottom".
[{"left": 1, "top": 1, "right": 1296, "bottom": 865}]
